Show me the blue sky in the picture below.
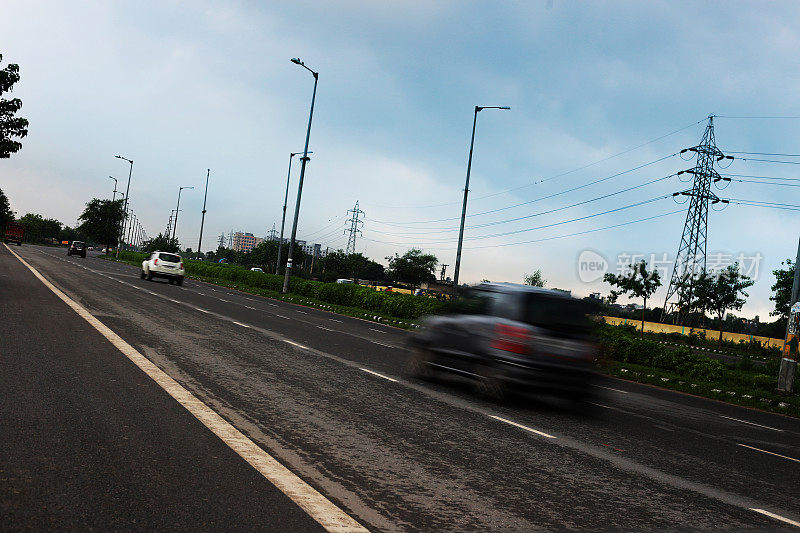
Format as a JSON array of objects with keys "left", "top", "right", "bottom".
[{"left": 3, "top": 1, "right": 800, "bottom": 318}]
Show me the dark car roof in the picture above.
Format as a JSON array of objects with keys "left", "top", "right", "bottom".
[{"left": 473, "top": 282, "right": 572, "bottom": 299}]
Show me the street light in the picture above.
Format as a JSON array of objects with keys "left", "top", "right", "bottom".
[
  {"left": 197, "top": 169, "right": 210, "bottom": 258},
  {"left": 108, "top": 176, "right": 118, "bottom": 200},
  {"left": 276, "top": 151, "right": 313, "bottom": 274},
  {"left": 172, "top": 186, "right": 194, "bottom": 242},
  {"left": 452, "top": 105, "right": 510, "bottom": 293},
  {"left": 283, "top": 58, "right": 319, "bottom": 293},
  {"left": 115, "top": 155, "right": 134, "bottom": 258}
]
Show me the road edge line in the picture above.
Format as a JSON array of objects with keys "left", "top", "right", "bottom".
[{"left": 5, "top": 244, "right": 368, "bottom": 533}]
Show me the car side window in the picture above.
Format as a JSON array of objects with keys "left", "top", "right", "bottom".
[{"left": 488, "top": 292, "right": 519, "bottom": 321}]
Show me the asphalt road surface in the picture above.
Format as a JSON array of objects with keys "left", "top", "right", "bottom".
[{"left": 2, "top": 244, "right": 799, "bottom": 531}]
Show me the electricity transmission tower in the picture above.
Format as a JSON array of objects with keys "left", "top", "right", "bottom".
[
  {"left": 165, "top": 210, "right": 175, "bottom": 238},
  {"left": 662, "top": 115, "right": 732, "bottom": 325},
  {"left": 345, "top": 201, "right": 364, "bottom": 255},
  {"left": 217, "top": 233, "right": 226, "bottom": 249},
  {"left": 268, "top": 223, "right": 277, "bottom": 241}
]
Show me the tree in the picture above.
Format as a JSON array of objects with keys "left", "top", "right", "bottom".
[
  {"left": 319, "top": 251, "right": 385, "bottom": 282},
  {"left": 603, "top": 260, "right": 662, "bottom": 333},
  {"left": 523, "top": 269, "right": 545, "bottom": 287},
  {"left": 78, "top": 198, "right": 124, "bottom": 251},
  {"left": 692, "top": 264, "right": 755, "bottom": 344},
  {"left": 0, "top": 187, "right": 14, "bottom": 230},
  {"left": 142, "top": 232, "right": 180, "bottom": 253},
  {"left": 770, "top": 258, "right": 794, "bottom": 321},
  {"left": 386, "top": 248, "right": 437, "bottom": 290},
  {"left": 18, "top": 213, "right": 62, "bottom": 243},
  {"left": 0, "top": 53, "right": 29, "bottom": 158}
]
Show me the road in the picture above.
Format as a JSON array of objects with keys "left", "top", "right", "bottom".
[{"left": 2, "top": 244, "right": 799, "bottom": 531}]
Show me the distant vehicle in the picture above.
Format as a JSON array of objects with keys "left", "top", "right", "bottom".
[
  {"left": 87, "top": 246, "right": 94, "bottom": 251},
  {"left": 3, "top": 222, "right": 24, "bottom": 246},
  {"left": 141, "top": 251, "right": 185, "bottom": 285},
  {"left": 67, "top": 241, "right": 87, "bottom": 258},
  {"left": 407, "top": 282, "right": 597, "bottom": 402},
  {"left": 335, "top": 278, "right": 354, "bottom": 284},
  {"left": 250, "top": 267, "right": 264, "bottom": 273}
]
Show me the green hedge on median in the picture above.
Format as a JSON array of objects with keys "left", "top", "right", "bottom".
[{"left": 115, "top": 252, "right": 443, "bottom": 319}]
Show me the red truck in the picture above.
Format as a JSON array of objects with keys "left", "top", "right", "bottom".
[{"left": 3, "top": 222, "right": 24, "bottom": 246}]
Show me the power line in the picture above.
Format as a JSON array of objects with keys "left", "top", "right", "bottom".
[
  {"left": 738, "top": 157, "right": 800, "bottom": 165},
  {"left": 722, "top": 173, "right": 800, "bottom": 182},
  {"left": 724, "top": 151, "right": 800, "bottom": 157},
  {"left": 716, "top": 115, "right": 800, "bottom": 119}
]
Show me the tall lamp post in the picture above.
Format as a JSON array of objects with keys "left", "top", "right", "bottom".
[
  {"left": 276, "top": 151, "right": 313, "bottom": 274},
  {"left": 115, "top": 155, "right": 133, "bottom": 257},
  {"left": 452, "top": 105, "right": 510, "bottom": 293},
  {"left": 197, "top": 169, "right": 210, "bottom": 258},
  {"left": 108, "top": 176, "right": 118, "bottom": 200},
  {"left": 282, "top": 58, "right": 319, "bottom": 293},
  {"left": 172, "top": 186, "right": 194, "bottom": 244}
]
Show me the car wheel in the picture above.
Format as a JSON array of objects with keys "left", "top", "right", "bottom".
[
  {"left": 168, "top": 278, "right": 174, "bottom": 285},
  {"left": 146, "top": 270, "right": 153, "bottom": 281},
  {"left": 475, "top": 364, "right": 507, "bottom": 402},
  {"left": 140, "top": 270, "right": 146, "bottom": 279},
  {"left": 406, "top": 346, "right": 436, "bottom": 379},
  {"left": 176, "top": 277, "right": 184, "bottom": 286}
]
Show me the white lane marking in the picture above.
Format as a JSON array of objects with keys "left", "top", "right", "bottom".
[
  {"left": 218, "top": 298, "right": 230, "bottom": 303},
  {"left": 720, "top": 415, "right": 783, "bottom": 432},
  {"left": 285, "top": 340, "right": 308, "bottom": 350},
  {"left": 329, "top": 319, "right": 343, "bottom": 323},
  {"left": 146, "top": 290, "right": 157, "bottom": 296},
  {"left": 245, "top": 305, "right": 257, "bottom": 310},
  {"left": 169, "top": 299, "right": 180, "bottom": 303},
  {"left": 489, "top": 415, "right": 557, "bottom": 439},
  {"left": 5, "top": 244, "right": 367, "bottom": 533},
  {"left": 360, "top": 368, "right": 397, "bottom": 382},
  {"left": 737, "top": 443, "right": 800, "bottom": 463},
  {"left": 750, "top": 509, "right": 800, "bottom": 528},
  {"left": 588, "top": 401, "right": 612, "bottom": 409},
  {"left": 371, "top": 341, "right": 396, "bottom": 349},
  {"left": 196, "top": 308, "right": 210, "bottom": 314},
  {"left": 317, "top": 326, "right": 334, "bottom": 331},
  {"left": 369, "top": 328, "right": 386, "bottom": 334},
  {"left": 267, "top": 303, "right": 278, "bottom": 307},
  {"left": 275, "top": 314, "right": 290, "bottom": 320},
  {"left": 594, "top": 385, "right": 629, "bottom": 394},
  {"left": 296, "top": 311, "right": 308, "bottom": 314},
  {"left": 232, "top": 321, "right": 251, "bottom": 328}
]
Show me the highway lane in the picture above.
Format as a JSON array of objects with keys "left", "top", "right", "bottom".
[{"left": 7, "top": 244, "right": 800, "bottom": 530}]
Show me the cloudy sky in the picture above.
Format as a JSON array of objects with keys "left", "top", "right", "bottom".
[{"left": 3, "top": 1, "right": 800, "bottom": 318}]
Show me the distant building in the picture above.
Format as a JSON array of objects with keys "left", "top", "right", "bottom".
[{"left": 232, "top": 232, "right": 264, "bottom": 253}]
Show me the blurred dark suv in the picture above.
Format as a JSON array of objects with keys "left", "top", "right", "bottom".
[
  {"left": 407, "top": 283, "right": 597, "bottom": 401},
  {"left": 67, "top": 241, "right": 87, "bottom": 258}
]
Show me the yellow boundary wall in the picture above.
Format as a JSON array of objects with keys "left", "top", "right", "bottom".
[{"left": 602, "top": 316, "right": 783, "bottom": 348}]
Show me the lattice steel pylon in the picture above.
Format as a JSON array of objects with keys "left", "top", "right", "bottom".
[
  {"left": 662, "top": 115, "right": 731, "bottom": 325},
  {"left": 345, "top": 200, "right": 364, "bottom": 255}
]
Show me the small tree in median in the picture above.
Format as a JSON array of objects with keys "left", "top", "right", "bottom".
[
  {"left": 692, "top": 264, "right": 755, "bottom": 345},
  {"left": 604, "top": 260, "right": 662, "bottom": 333}
]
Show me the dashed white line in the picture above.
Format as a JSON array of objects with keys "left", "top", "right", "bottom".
[
  {"left": 232, "top": 321, "right": 251, "bottom": 328},
  {"left": 296, "top": 310, "right": 308, "bottom": 314},
  {"left": 588, "top": 401, "right": 612, "bottom": 409},
  {"left": 275, "top": 314, "right": 290, "bottom": 319},
  {"left": 720, "top": 415, "right": 782, "bottom": 432},
  {"left": 218, "top": 298, "right": 230, "bottom": 303},
  {"left": 329, "top": 319, "right": 343, "bottom": 323},
  {"left": 245, "top": 305, "right": 257, "bottom": 310},
  {"left": 360, "top": 368, "right": 397, "bottom": 382},
  {"left": 369, "top": 328, "right": 386, "bottom": 334},
  {"left": 594, "top": 385, "right": 629, "bottom": 394},
  {"left": 267, "top": 303, "right": 278, "bottom": 307},
  {"left": 750, "top": 509, "right": 800, "bottom": 527},
  {"left": 737, "top": 443, "right": 800, "bottom": 463},
  {"left": 489, "top": 415, "right": 557, "bottom": 439},
  {"left": 371, "top": 341, "right": 396, "bottom": 349},
  {"left": 317, "top": 326, "right": 334, "bottom": 331}
]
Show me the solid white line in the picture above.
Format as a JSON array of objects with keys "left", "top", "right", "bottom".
[
  {"left": 737, "top": 443, "right": 800, "bottom": 463},
  {"left": 750, "top": 509, "right": 800, "bottom": 528},
  {"left": 489, "top": 415, "right": 557, "bottom": 439},
  {"left": 4, "top": 244, "right": 366, "bottom": 533},
  {"left": 588, "top": 401, "right": 612, "bottom": 409},
  {"left": 285, "top": 340, "right": 308, "bottom": 350},
  {"left": 359, "top": 368, "right": 397, "bottom": 382},
  {"left": 196, "top": 308, "right": 210, "bottom": 314},
  {"left": 720, "top": 415, "right": 782, "bottom": 432},
  {"left": 594, "top": 385, "right": 629, "bottom": 394},
  {"left": 232, "top": 321, "right": 251, "bottom": 328}
]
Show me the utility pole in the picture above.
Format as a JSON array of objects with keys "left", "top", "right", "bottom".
[
  {"left": 662, "top": 115, "right": 732, "bottom": 324},
  {"left": 440, "top": 264, "right": 449, "bottom": 281},
  {"left": 197, "top": 169, "right": 210, "bottom": 258},
  {"left": 778, "top": 236, "right": 800, "bottom": 392},
  {"left": 345, "top": 200, "right": 364, "bottom": 255}
]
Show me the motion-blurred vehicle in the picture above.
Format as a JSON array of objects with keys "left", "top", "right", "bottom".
[
  {"left": 407, "top": 282, "right": 597, "bottom": 401},
  {"left": 3, "top": 222, "right": 24, "bottom": 246},
  {"left": 336, "top": 278, "right": 354, "bottom": 284},
  {"left": 141, "top": 251, "right": 185, "bottom": 285},
  {"left": 250, "top": 267, "right": 264, "bottom": 273},
  {"left": 87, "top": 246, "right": 94, "bottom": 251},
  {"left": 67, "top": 241, "right": 87, "bottom": 258}
]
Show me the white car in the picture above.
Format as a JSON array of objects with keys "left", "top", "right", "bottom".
[
  {"left": 250, "top": 267, "right": 264, "bottom": 273},
  {"left": 141, "top": 251, "right": 185, "bottom": 285}
]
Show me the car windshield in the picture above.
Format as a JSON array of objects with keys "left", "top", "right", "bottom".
[
  {"left": 158, "top": 253, "right": 181, "bottom": 263},
  {"left": 73, "top": 242, "right": 85, "bottom": 247}
]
